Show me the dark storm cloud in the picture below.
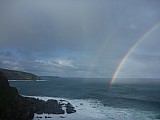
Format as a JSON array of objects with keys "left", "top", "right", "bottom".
[
  {"left": 0, "top": 0, "right": 108, "bottom": 51},
  {"left": 0, "top": 0, "right": 160, "bottom": 78},
  {"left": 0, "top": 0, "right": 159, "bottom": 51}
]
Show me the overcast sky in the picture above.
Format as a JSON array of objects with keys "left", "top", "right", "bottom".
[{"left": 0, "top": 0, "right": 160, "bottom": 78}]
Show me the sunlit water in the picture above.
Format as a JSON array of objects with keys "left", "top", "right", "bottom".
[{"left": 9, "top": 78, "right": 160, "bottom": 120}]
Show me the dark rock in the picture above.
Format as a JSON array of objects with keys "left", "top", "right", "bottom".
[
  {"left": 36, "top": 116, "right": 42, "bottom": 118},
  {"left": 0, "top": 71, "right": 9, "bottom": 86},
  {"left": 65, "top": 103, "right": 76, "bottom": 114},
  {"left": 44, "top": 116, "right": 52, "bottom": 118},
  {"left": 35, "top": 99, "right": 65, "bottom": 114},
  {"left": 0, "top": 72, "right": 35, "bottom": 120}
]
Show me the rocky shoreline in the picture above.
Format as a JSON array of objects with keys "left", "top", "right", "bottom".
[{"left": 0, "top": 71, "right": 76, "bottom": 120}]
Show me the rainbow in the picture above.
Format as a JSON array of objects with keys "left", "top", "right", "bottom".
[{"left": 110, "top": 22, "right": 160, "bottom": 85}]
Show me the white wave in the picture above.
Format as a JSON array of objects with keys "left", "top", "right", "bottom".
[
  {"left": 35, "top": 80, "right": 48, "bottom": 81},
  {"left": 26, "top": 96, "right": 157, "bottom": 120},
  {"left": 8, "top": 80, "right": 48, "bottom": 82}
]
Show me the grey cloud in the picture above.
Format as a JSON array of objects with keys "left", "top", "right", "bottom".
[
  {"left": 118, "top": 55, "right": 160, "bottom": 78},
  {"left": 0, "top": 0, "right": 160, "bottom": 77},
  {"left": 1, "top": 0, "right": 159, "bottom": 52},
  {"left": 0, "top": 50, "right": 84, "bottom": 76},
  {"left": 0, "top": 51, "right": 23, "bottom": 70}
]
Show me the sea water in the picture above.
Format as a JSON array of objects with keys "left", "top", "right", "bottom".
[{"left": 9, "top": 78, "right": 160, "bottom": 120}]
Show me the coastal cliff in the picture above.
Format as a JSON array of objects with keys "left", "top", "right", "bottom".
[
  {"left": 0, "top": 71, "right": 76, "bottom": 120},
  {"left": 0, "top": 71, "right": 35, "bottom": 120},
  {"left": 0, "top": 68, "right": 41, "bottom": 80}
]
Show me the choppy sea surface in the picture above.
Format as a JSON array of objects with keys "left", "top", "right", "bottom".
[{"left": 9, "top": 78, "right": 160, "bottom": 120}]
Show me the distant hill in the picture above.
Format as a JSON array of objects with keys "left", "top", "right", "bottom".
[{"left": 0, "top": 68, "right": 41, "bottom": 80}]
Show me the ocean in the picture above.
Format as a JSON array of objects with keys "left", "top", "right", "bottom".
[{"left": 9, "top": 78, "right": 160, "bottom": 120}]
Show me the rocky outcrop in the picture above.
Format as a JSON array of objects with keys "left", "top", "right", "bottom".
[
  {"left": 0, "top": 71, "right": 35, "bottom": 120},
  {"left": 0, "top": 71, "right": 9, "bottom": 86},
  {"left": 65, "top": 103, "right": 76, "bottom": 114},
  {"left": 0, "top": 68, "right": 41, "bottom": 80},
  {"left": 0, "top": 71, "right": 76, "bottom": 120}
]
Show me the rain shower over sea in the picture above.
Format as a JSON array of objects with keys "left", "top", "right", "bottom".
[{"left": 9, "top": 77, "right": 160, "bottom": 120}]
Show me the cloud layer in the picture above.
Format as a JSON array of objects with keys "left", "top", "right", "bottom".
[{"left": 0, "top": 0, "right": 160, "bottom": 78}]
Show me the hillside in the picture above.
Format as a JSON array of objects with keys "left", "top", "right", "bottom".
[{"left": 0, "top": 68, "right": 41, "bottom": 80}]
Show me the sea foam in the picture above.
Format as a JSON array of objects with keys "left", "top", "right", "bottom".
[{"left": 28, "top": 96, "right": 157, "bottom": 120}]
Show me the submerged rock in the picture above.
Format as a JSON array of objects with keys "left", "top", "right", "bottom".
[
  {"left": 156, "top": 115, "right": 160, "bottom": 119},
  {"left": 60, "top": 116, "right": 65, "bottom": 118}
]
